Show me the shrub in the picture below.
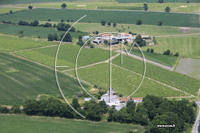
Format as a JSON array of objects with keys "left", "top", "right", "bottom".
[
  {"left": 107, "top": 22, "right": 111, "bottom": 27},
  {"left": 113, "top": 23, "right": 117, "bottom": 27},
  {"left": 136, "top": 19, "right": 142, "bottom": 25},
  {"left": 101, "top": 20, "right": 106, "bottom": 26},
  {"left": 28, "top": 6, "right": 33, "bottom": 10},
  {"left": 150, "top": 48, "right": 154, "bottom": 53},
  {"left": 44, "top": 22, "right": 52, "bottom": 27},
  {"left": 53, "top": 24, "right": 56, "bottom": 27},
  {"left": 10, "top": 10, "right": 12, "bottom": 14},
  {"left": 71, "top": 20, "right": 73, "bottom": 22},
  {"left": 11, "top": 104, "right": 21, "bottom": 113},
  {"left": 61, "top": 3, "right": 67, "bottom": 9},
  {"left": 95, "top": 31, "right": 99, "bottom": 35},
  {"left": 61, "top": 19, "right": 64, "bottom": 23},
  {"left": 129, "top": 31, "right": 132, "bottom": 34},
  {"left": 48, "top": 33, "right": 54, "bottom": 41},
  {"left": 165, "top": 6, "right": 171, "bottom": 12},
  {"left": 175, "top": 52, "right": 179, "bottom": 56},
  {"left": 38, "top": 36, "right": 40, "bottom": 39},
  {"left": 158, "top": 20, "right": 163, "bottom": 26},
  {"left": 48, "top": 19, "right": 51, "bottom": 22},
  {"left": 147, "top": 48, "right": 150, "bottom": 52},
  {"left": 94, "top": 84, "right": 98, "bottom": 88},
  {"left": 19, "top": 20, "right": 29, "bottom": 26}
]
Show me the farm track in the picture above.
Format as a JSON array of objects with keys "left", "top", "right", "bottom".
[{"left": 117, "top": 51, "right": 174, "bottom": 71}]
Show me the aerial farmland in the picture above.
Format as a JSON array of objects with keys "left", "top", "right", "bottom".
[{"left": 0, "top": 0, "right": 199, "bottom": 132}]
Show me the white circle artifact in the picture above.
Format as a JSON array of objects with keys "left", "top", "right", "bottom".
[{"left": 55, "top": 16, "right": 146, "bottom": 118}]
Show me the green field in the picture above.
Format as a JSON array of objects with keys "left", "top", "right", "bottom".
[
  {"left": 116, "top": 0, "right": 200, "bottom": 3},
  {"left": 10, "top": 1, "right": 200, "bottom": 13},
  {"left": 0, "top": 0, "right": 74, "bottom": 5},
  {"left": 0, "top": 24, "right": 88, "bottom": 39},
  {"left": 67, "top": 63, "right": 189, "bottom": 97},
  {"left": 0, "top": 8, "right": 199, "bottom": 27},
  {"left": 0, "top": 114, "right": 145, "bottom": 133},
  {"left": 14, "top": 44, "right": 116, "bottom": 69},
  {"left": 129, "top": 48, "right": 178, "bottom": 67},
  {"left": 0, "top": 7, "right": 28, "bottom": 15},
  {"left": 112, "top": 55, "right": 200, "bottom": 96},
  {"left": 0, "top": 35, "right": 57, "bottom": 52},
  {"left": 0, "top": 52, "right": 90, "bottom": 105},
  {"left": 142, "top": 35, "right": 200, "bottom": 59},
  {"left": 51, "top": 22, "right": 200, "bottom": 36}
]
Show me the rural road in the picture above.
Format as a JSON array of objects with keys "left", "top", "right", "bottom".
[
  {"left": 192, "top": 101, "right": 200, "bottom": 133},
  {"left": 116, "top": 50, "right": 174, "bottom": 71}
]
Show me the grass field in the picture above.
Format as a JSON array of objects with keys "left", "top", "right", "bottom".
[
  {"left": 116, "top": 0, "right": 200, "bottom": 3},
  {"left": 0, "top": 35, "right": 57, "bottom": 52},
  {"left": 67, "top": 63, "right": 189, "bottom": 97},
  {"left": 175, "top": 58, "right": 200, "bottom": 80},
  {"left": 0, "top": 7, "right": 28, "bottom": 15},
  {"left": 0, "top": 52, "right": 90, "bottom": 105},
  {"left": 0, "top": 24, "right": 88, "bottom": 39},
  {"left": 38, "top": 21, "right": 200, "bottom": 36},
  {"left": 0, "top": 114, "right": 145, "bottom": 133},
  {"left": 0, "top": 8, "right": 199, "bottom": 27},
  {"left": 112, "top": 55, "right": 200, "bottom": 96},
  {"left": 129, "top": 48, "right": 179, "bottom": 67},
  {"left": 9, "top": 1, "right": 200, "bottom": 13},
  {"left": 14, "top": 44, "right": 116, "bottom": 69},
  {"left": 141, "top": 35, "right": 200, "bottom": 59}
]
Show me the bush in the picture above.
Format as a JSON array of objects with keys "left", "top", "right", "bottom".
[
  {"left": 53, "top": 24, "right": 56, "bottom": 27},
  {"left": 175, "top": 52, "right": 179, "bottom": 56},
  {"left": 163, "top": 49, "right": 171, "bottom": 55},
  {"left": 38, "top": 36, "right": 40, "bottom": 39},
  {"left": 2, "top": 107, "right": 9, "bottom": 113},
  {"left": 11, "top": 104, "right": 21, "bottom": 113},
  {"left": 113, "top": 23, "right": 117, "bottom": 27},
  {"left": 61, "top": 3, "right": 67, "bottom": 9},
  {"left": 10, "top": 10, "right": 12, "bottom": 14},
  {"left": 101, "top": 20, "right": 106, "bottom": 26},
  {"left": 129, "top": 31, "right": 132, "bottom": 34},
  {"left": 19, "top": 20, "right": 29, "bottom": 26},
  {"left": 165, "top": 6, "right": 171, "bottom": 12},
  {"left": 94, "top": 84, "right": 98, "bottom": 88},
  {"left": 30, "top": 20, "right": 39, "bottom": 26},
  {"left": 147, "top": 48, "right": 150, "bottom": 52},
  {"left": 95, "top": 31, "right": 99, "bottom": 35},
  {"left": 107, "top": 22, "right": 111, "bottom": 27},
  {"left": 44, "top": 22, "right": 52, "bottom": 27},
  {"left": 158, "top": 20, "right": 163, "bottom": 26},
  {"left": 71, "top": 20, "right": 73, "bottom": 22},
  {"left": 136, "top": 19, "right": 142, "bottom": 25},
  {"left": 57, "top": 23, "right": 75, "bottom": 32},
  {"left": 150, "top": 48, "right": 154, "bottom": 53},
  {"left": 28, "top": 6, "right": 33, "bottom": 10},
  {"left": 61, "top": 19, "right": 64, "bottom": 23},
  {"left": 48, "top": 33, "right": 54, "bottom": 41}
]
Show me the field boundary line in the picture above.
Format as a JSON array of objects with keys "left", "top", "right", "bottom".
[
  {"left": 10, "top": 44, "right": 61, "bottom": 53},
  {"left": 112, "top": 63, "right": 198, "bottom": 98},
  {"left": 173, "top": 56, "right": 182, "bottom": 72},
  {"left": 63, "top": 53, "right": 120, "bottom": 72},
  {"left": 155, "top": 33, "right": 200, "bottom": 38}
]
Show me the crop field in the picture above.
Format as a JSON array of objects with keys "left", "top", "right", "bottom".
[
  {"left": 116, "top": 0, "right": 200, "bottom": 3},
  {"left": 112, "top": 55, "right": 200, "bottom": 96},
  {"left": 55, "top": 22, "right": 200, "bottom": 36},
  {"left": 0, "top": 0, "right": 74, "bottom": 5},
  {"left": 0, "top": 35, "right": 57, "bottom": 52},
  {"left": 0, "top": 24, "right": 88, "bottom": 39},
  {"left": 0, "top": 52, "right": 90, "bottom": 105},
  {"left": 141, "top": 35, "right": 200, "bottom": 59},
  {"left": 0, "top": 114, "right": 145, "bottom": 133},
  {"left": 175, "top": 58, "right": 200, "bottom": 80},
  {"left": 67, "top": 63, "right": 188, "bottom": 97},
  {"left": 0, "top": 7, "right": 28, "bottom": 15},
  {"left": 10, "top": 1, "right": 200, "bottom": 13},
  {"left": 14, "top": 44, "right": 116, "bottom": 69},
  {"left": 0, "top": 8, "right": 199, "bottom": 27},
  {"left": 130, "top": 48, "right": 178, "bottom": 67}
]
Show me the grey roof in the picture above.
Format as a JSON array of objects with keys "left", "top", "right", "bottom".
[
  {"left": 101, "top": 95, "right": 119, "bottom": 103},
  {"left": 115, "top": 105, "right": 126, "bottom": 111}
]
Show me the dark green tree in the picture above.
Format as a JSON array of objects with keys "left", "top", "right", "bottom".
[
  {"left": 165, "top": 6, "right": 171, "bottom": 12},
  {"left": 158, "top": 20, "right": 163, "bottom": 26},
  {"left": 107, "top": 22, "right": 111, "bottom": 27},
  {"left": 147, "top": 48, "right": 150, "bottom": 52},
  {"left": 135, "top": 35, "right": 144, "bottom": 47},
  {"left": 136, "top": 19, "right": 142, "bottom": 25},
  {"left": 150, "top": 48, "right": 154, "bottom": 53},
  {"left": 113, "top": 23, "right": 117, "bottom": 27},
  {"left": 61, "top": 19, "right": 64, "bottom": 23},
  {"left": 101, "top": 20, "right": 106, "bottom": 26},
  {"left": 175, "top": 52, "right": 179, "bottom": 56},
  {"left": 143, "top": 3, "right": 148, "bottom": 11},
  {"left": 10, "top": 10, "right": 12, "bottom": 14},
  {"left": 48, "top": 33, "right": 54, "bottom": 41},
  {"left": 61, "top": 33, "right": 72, "bottom": 42},
  {"left": 72, "top": 98, "right": 80, "bottom": 110},
  {"left": 11, "top": 104, "right": 21, "bottom": 113},
  {"left": 61, "top": 3, "right": 67, "bottom": 9},
  {"left": 48, "top": 19, "right": 51, "bottom": 22},
  {"left": 99, "top": 100, "right": 108, "bottom": 114},
  {"left": 28, "top": 6, "right": 33, "bottom": 9},
  {"left": 54, "top": 33, "right": 58, "bottom": 41}
]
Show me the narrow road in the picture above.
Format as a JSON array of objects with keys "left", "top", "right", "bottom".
[
  {"left": 193, "top": 101, "right": 200, "bottom": 133},
  {"left": 116, "top": 50, "right": 174, "bottom": 71}
]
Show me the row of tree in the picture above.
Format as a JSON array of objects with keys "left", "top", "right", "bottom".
[
  {"left": 100, "top": 20, "right": 117, "bottom": 27},
  {"left": 48, "top": 33, "right": 72, "bottom": 42}
]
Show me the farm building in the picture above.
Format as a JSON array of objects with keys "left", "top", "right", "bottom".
[{"left": 82, "top": 36, "right": 90, "bottom": 40}]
